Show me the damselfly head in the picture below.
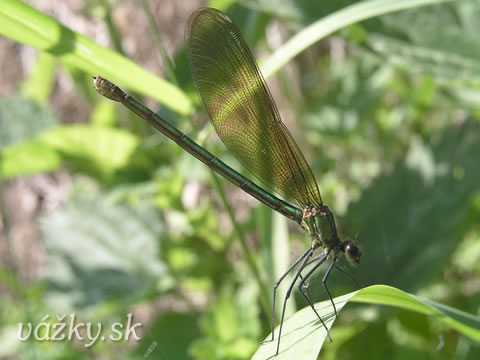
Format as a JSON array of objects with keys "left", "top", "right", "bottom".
[
  {"left": 343, "top": 241, "right": 361, "bottom": 264},
  {"left": 93, "top": 76, "right": 123, "bottom": 102}
]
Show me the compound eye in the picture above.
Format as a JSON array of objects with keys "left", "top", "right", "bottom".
[{"left": 345, "top": 243, "right": 361, "bottom": 264}]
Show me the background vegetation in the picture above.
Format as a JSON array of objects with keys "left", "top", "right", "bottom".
[{"left": 1, "top": 0, "right": 479, "bottom": 359}]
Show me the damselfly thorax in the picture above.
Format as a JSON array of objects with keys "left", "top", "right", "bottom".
[{"left": 302, "top": 206, "right": 361, "bottom": 264}]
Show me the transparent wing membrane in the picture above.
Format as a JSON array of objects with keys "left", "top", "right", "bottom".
[{"left": 186, "top": 8, "right": 322, "bottom": 209}]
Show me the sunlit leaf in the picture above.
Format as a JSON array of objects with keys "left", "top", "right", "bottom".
[
  {"left": 0, "top": 139, "right": 62, "bottom": 179},
  {"left": 0, "top": 0, "right": 192, "bottom": 115},
  {"left": 20, "top": 51, "right": 56, "bottom": 104},
  {"left": 39, "top": 125, "right": 140, "bottom": 180},
  {"left": 252, "top": 285, "right": 480, "bottom": 360}
]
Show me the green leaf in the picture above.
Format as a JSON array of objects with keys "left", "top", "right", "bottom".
[
  {"left": 207, "top": 0, "right": 240, "bottom": 12},
  {"left": 0, "top": 139, "right": 62, "bottom": 179},
  {"left": 0, "top": 0, "right": 192, "bottom": 116},
  {"left": 348, "top": 120, "right": 480, "bottom": 290},
  {"left": 0, "top": 96, "right": 57, "bottom": 149},
  {"left": 0, "top": 96, "right": 60, "bottom": 179},
  {"left": 252, "top": 285, "right": 480, "bottom": 360},
  {"left": 20, "top": 51, "right": 56, "bottom": 104},
  {"left": 40, "top": 195, "right": 167, "bottom": 311},
  {"left": 0, "top": 124, "right": 142, "bottom": 180},
  {"left": 190, "top": 283, "right": 261, "bottom": 360},
  {"left": 352, "top": 286, "right": 480, "bottom": 340},
  {"left": 90, "top": 99, "right": 117, "bottom": 127},
  {"left": 136, "top": 312, "right": 200, "bottom": 360},
  {"left": 39, "top": 125, "right": 140, "bottom": 180}
]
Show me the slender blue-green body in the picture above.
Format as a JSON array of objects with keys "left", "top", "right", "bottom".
[{"left": 94, "top": 76, "right": 303, "bottom": 223}]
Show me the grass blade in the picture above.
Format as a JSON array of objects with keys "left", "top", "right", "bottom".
[
  {"left": 0, "top": 0, "right": 192, "bottom": 115},
  {"left": 261, "top": 0, "right": 455, "bottom": 79}
]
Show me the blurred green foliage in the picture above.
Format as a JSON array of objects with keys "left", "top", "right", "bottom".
[{"left": 0, "top": 0, "right": 479, "bottom": 359}]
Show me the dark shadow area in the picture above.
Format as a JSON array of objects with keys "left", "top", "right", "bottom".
[{"left": 346, "top": 119, "right": 480, "bottom": 291}]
